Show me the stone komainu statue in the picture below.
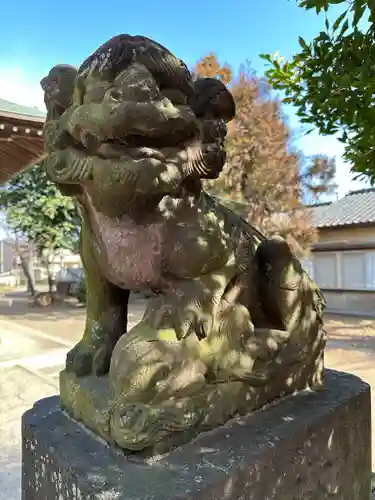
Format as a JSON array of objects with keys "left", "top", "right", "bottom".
[{"left": 39, "top": 34, "right": 326, "bottom": 453}]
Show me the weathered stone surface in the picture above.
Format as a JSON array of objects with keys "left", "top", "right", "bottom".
[
  {"left": 38, "top": 33, "right": 327, "bottom": 451},
  {"left": 59, "top": 340, "right": 325, "bottom": 456},
  {"left": 22, "top": 369, "right": 371, "bottom": 500}
]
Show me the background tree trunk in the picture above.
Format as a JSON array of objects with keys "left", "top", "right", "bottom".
[
  {"left": 14, "top": 240, "right": 36, "bottom": 296},
  {"left": 41, "top": 253, "right": 55, "bottom": 293}
]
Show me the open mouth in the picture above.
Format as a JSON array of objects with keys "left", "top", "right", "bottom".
[
  {"left": 103, "top": 137, "right": 167, "bottom": 161},
  {"left": 107, "top": 128, "right": 197, "bottom": 148},
  {"left": 105, "top": 130, "right": 199, "bottom": 160}
]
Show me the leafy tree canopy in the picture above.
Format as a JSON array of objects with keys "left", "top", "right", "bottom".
[
  {"left": 0, "top": 163, "right": 81, "bottom": 256},
  {"left": 195, "top": 53, "right": 336, "bottom": 253},
  {"left": 261, "top": 0, "right": 375, "bottom": 181}
]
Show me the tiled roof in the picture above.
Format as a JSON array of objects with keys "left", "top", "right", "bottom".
[
  {"left": 0, "top": 98, "right": 45, "bottom": 119},
  {"left": 312, "top": 188, "right": 375, "bottom": 228}
]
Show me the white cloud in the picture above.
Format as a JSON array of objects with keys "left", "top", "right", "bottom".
[{"left": 0, "top": 64, "right": 44, "bottom": 110}]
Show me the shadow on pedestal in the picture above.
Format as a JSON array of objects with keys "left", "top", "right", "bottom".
[{"left": 22, "top": 369, "right": 371, "bottom": 500}]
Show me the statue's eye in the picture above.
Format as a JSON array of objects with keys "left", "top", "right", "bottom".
[{"left": 110, "top": 89, "right": 122, "bottom": 101}]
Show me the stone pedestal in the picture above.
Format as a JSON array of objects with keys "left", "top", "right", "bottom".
[{"left": 22, "top": 369, "right": 371, "bottom": 500}]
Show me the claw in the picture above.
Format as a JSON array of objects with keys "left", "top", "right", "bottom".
[
  {"left": 174, "top": 308, "right": 213, "bottom": 340},
  {"left": 93, "top": 344, "right": 112, "bottom": 375},
  {"left": 175, "top": 310, "right": 195, "bottom": 340},
  {"left": 197, "top": 314, "right": 212, "bottom": 340},
  {"left": 65, "top": 340, "right": 114, "bottom": 376},
  {"left": 66, "top": 344, "right": 93, "bottom": 376}
]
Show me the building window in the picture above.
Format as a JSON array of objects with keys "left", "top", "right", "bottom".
[
  {"left": 312, "top": 249, "right": 375, "bottom": 291},
  {"left": 365, "top": 252, "right": 375, "bottom": 290},
  {"left": 313, "top": 253, "right": 337, "bottom": 289},
  {"left": 341, "top": 252, "right": 366, "bottom": 290},
  {"left": 300, "top": 258, "right": 314, "bottom": 280}
]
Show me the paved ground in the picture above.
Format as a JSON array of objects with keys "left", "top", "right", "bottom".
[
  {"left": 0, "top": 290, "right": 146, "bottom": 345},
  {"left": 1, "top": 291, "right": 375, "bottom": 497},
  {"left": 0, "top": 291, "right": 147, "bottom": 390}
]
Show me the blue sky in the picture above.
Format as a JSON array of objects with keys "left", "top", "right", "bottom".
[{"left": 0, "top": 0, "right": 369, "bottom": 196}]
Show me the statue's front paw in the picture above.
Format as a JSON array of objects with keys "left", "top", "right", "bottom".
[{"left": 66, "top": 341, "right": 113, "bottom": 376}]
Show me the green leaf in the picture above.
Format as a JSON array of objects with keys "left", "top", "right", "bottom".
[
  {"left": 298, "top": 36, "right": 310, "bottom": 51},
  {"left": 2, "top": 163, "right": 81, "bottom": 254},
  {"left": 339, "top": 18, "right": 349, "bottom": 36},
  {"left": 332, "top": 10, "right": 348, "bottom": 31},
  {"left": 353, "top": 2, "right": 367, "bottom": 25},
  {"left": 259, "top": 53, "right": 272, "bottom": 62},
  {"left": 298, "top": 0, "right": 319, "bottom": 9},
  {"left": 325, "top": 16, "right": 329, "bottom": 30},
  {"left": 317, "top": 30, "right": 331, "bottom": 41}
]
